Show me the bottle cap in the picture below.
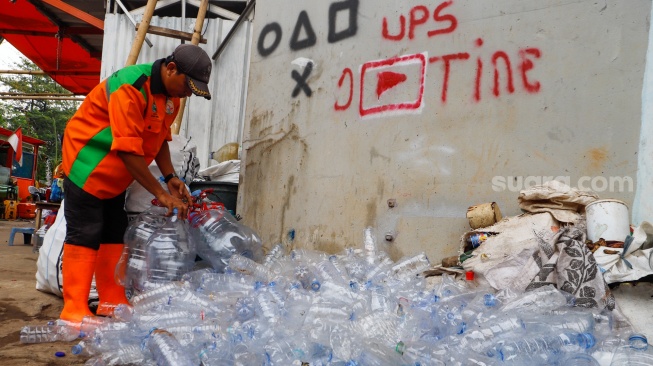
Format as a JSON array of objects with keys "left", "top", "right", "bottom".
[
  {"left": 465, "top": 271, "right": 475, "bottom": 281},
  {"left": 55, "top": 351, "right": 66, "bottom": 357}
]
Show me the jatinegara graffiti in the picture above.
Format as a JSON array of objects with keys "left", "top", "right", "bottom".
[{"left": 335, "top": 1, "right": 543, "bottom": 117}]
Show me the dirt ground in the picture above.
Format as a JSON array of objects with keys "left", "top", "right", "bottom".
[{"left": 0, "top": 219, "right": 89, "bottom": 366}]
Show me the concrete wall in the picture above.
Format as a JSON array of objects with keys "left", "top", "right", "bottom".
[{"left": 240, "top": 0, "right": 651, "bottom": 263}]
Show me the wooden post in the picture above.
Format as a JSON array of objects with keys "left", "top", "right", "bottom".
[
  {"left": 170, "top": 0, "right": 209, "bottom": 135},
  {"left": 124, "top": 0, "right": 158, "bottom": 66}
]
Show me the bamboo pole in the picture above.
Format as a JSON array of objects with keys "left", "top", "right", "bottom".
[
  {"left": 170, "top": 0, "right": 209, "bottom": 135},
  {"left": 124, "top": 0, "right": 158, "bottom": 66},
  {"left": 0, "top": 70, "right": 46, "bottom": 75},
  {"left": 0, "top": 92, "right": 82, "bottom": 97},
  {"left": 0, "top": 96, "right": 85, "bottom": 101}
]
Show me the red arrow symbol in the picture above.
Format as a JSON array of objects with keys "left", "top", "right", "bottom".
[{"left": 376, "top": 71, "right": 408, "bottom": 99}]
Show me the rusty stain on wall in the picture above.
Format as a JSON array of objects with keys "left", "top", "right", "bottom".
[{"left": 587, "top": 147, "right": 609, "bottom": 172}]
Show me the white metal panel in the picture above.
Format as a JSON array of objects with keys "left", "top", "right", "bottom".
[
  {"left": 241, "top": 0, "right": 651, "bottom": 263},
  {"left": 101, "top": 14, "right": 252, "bottom": 168},
  {"left": 633, "top": 3, "right": 653, "bottom": 226}
]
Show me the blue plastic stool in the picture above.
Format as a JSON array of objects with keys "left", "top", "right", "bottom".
[{"left": 8, "top": 227, "right": 35, "bottom": 246}]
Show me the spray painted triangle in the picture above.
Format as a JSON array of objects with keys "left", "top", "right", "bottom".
[{"left": 376, "top": 71, "right": 408, "bottom": 98}]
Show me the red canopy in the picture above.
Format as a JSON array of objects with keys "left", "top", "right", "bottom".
[{"left": 0, "top": 0, "right": 102, "bottom": 94}]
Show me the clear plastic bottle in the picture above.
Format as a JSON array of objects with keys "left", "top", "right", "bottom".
[
  {"left": 392, "top": 252, "right": 430, "bottom": 280},
  {"left": 146, "top": 210, "right": 195, "bottom": 284},
  {"left": 457, "top": 316, "right": 525, "bottom": 352},
  {"left": 363, "top": 226, "right": 378, "bottom": 265},
  {"left": 294, "top": 264, "right": 321, "bottom": 291},
  {"left": 228, "top": 253, "right": 275, "bottom": 282},
  {"left": 147, "top": 329, "right": 196, "bottom": 366},
  {"left": 83, "top": 316, "right": 129, "bottom": 334},
  {"left": 496, "top": 332, "right": 596, "bottom": 361},
  {"left": 235, "top": 296, "right": 257, "bottom": 321},
  {"left": 263, "top": 243, "right": 285, "bottom": 267},
  {"left": 610, "top": 334, "right": 653, "bottom": 366},
  {"left": 314, "top": 258, "right": 349, "bottom": 287},
  {"left": 127, "top": 281, "right": 183, "bottom": 316},
  {"left": 364, "top": 255, "right": 394, "bottom": 283},
  {"left": 255, "top": 289, "right": 281, "bottom": 324},
  {"left": 188, "top": 208, "right": 263, "bottom": 273},
  {"left": 20, "top": 320, "right": 80, "bottom": 343},
  {"left": 290, "top": 248, "right": 329, "bottom": 265},
  {"left": 560, "top": 352, "right": 600, "bottom": 366},
  {"left": 523, "top": 312, "right": 595, "bottom": 333},
  {"left": 116, "top": 206, "right": 168, "bottom": 292},
  {"left": 164, "top": 324, "right": 222, "bottom": 346},
  {"left": 83, "top": 345, "right": 146, "bottom": 366},
  {"left": 133, "top": 310, "right": 198, "bottom": 330},
  {"left": 199, "top": 339, "right": 234, "bottom": 366}
]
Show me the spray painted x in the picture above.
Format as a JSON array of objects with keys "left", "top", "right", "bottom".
[{"left": 291, "top": 62, "right": 313, "bottom": 98}]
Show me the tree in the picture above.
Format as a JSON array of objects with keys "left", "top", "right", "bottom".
[{"left": 0, "top": 56, "right": 79, "bottom": 184}]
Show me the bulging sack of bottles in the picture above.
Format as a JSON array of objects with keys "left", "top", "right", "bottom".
[
  {"left": 116, "top": 206, "right": 196, "bottom": 295},
  {"left": 189, "top": 208, "right": 263, "bottom": 273}
]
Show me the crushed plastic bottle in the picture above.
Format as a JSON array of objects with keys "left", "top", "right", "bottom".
[
  {"left": 189, "top": 208, "right": 263, "bottom": 273},
  {"left": 20, "top": 320, "right": 79, "bottom": 343},
  {"left": 610, "top": 334, "right": 653, "bottom": 366}
]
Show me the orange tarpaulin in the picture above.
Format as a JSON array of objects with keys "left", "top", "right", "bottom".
[{"left": 0, "top": 0, "right": 102, "bottom": 94}]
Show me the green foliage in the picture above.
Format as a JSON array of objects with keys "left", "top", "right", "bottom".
[{"left": 0, "top": 57, "right": 79, "bottom": 183}]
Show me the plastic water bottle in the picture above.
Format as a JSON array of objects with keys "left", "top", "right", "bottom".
[
  {"left": 117, "top": 206, "right": 169, "bottom": 292},
  {"left": 294, "top": 264, "right": 321, "bottom": 291},
  {"left": 146, "top": 210, "right": 195, "bottom": 283},
  {"left": 147, "top": 328, "right": 196, "bottom": 366},
  {"left": 235, "top": 296, "right": 257, "bottom": 321},
  {"left": 560, "top": 352, "right": 600, "bottom": 366},
  {"left": 263, "top": 243, "right": 285, "bottom": 267},
  {"left": 457, "top": 316, "right": 525, "bottom": 352},
  {"left": 610, "top": 334, "right": 653, "bottom": 366},
  {"left": 522, "top": 312, "right": 595, "bottom": 333},
  {"left": 188, "top": 208, "right": 263, "bottom": 273},
  {"left": 495, "top": 332, "right": 596, "bottom": 361},
  {"left": 363, "top": 227, "right": 377, "bottom": 264},
  {"left": 83, "top": 345, "right": 145, "bottom": 366},
  {"left": 392, "top": 252, "right": 430, "bottom": 280},
  {"left": 20, "top": 321, "right": 79, "bottom": 343},
  {"left": 79, "top": 316, "right": 128, "bottom": 337},
  {"left": 228, "top": 253, "right": 275, "bottom": 283}
]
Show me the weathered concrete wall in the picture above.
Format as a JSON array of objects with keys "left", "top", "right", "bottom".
[{"left": 241, "top": 0, "right": 651, "bottom": 263}]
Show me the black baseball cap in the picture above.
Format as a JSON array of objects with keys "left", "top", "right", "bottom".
[{"left": 171, "top": 44, "right": 212, "bottom": 100}]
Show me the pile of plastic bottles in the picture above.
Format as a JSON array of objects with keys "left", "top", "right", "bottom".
[
  {"left": 20, "top": 213, "right": 653, "bottom": 366},
  {"left": 114, "top": 206, "right": 263, "bottom": 296}
]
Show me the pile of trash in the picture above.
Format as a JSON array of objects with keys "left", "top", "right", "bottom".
[{"left": 20, "top": 208, "right": 653, "bottom": 365}]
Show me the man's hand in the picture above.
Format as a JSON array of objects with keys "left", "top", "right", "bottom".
[
  {"left": 166, "top": 176, "right": 193, "bottom": 204},
  {"left": 118, "top": 150, "right": 190, "bottom": 220},
  {"left": 156, "top": 190, "right": 189, "bottom": 219}
]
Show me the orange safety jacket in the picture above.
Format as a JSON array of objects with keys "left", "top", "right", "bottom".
[{"left": 63, "top": 59, "right": 179, "bottom": 199}]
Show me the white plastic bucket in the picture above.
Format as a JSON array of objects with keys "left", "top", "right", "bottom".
[{"left": 586, "top": 199, "right": 630, "bottom": 242}]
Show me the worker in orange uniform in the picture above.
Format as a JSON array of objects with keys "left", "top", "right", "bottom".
[{"left": 60, "top": 44, "right": 212, "bottom": 322}]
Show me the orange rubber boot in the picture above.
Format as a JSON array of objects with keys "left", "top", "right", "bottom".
[
  {"left": 60, "top": 244, "right": 97, "bottom": 322},
  {"left": 95, "top": 244, "right": 130, "bottom": 316}
]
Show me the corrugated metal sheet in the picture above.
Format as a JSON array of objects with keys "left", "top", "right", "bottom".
[{"left": 102, "top": 14, "right": 252, "bottom": 168}]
